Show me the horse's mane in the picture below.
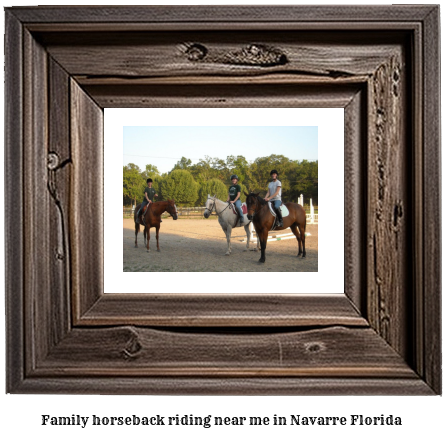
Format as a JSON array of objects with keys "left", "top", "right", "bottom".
[
  {"left": 247, "top": 192, "right": 267, "bottom": 206},
  {"left": 256, "top": 195, "right": 267, "bottom": 206}
]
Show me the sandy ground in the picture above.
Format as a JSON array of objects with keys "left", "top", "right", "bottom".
[{"left": 123, "top": 218, "right": 318, "bottom": 272}]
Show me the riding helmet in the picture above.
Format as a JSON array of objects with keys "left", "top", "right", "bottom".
[
  {"left": 230, "top": 174, "right": 239, "bottom": 181},
  {"left": 146, "top": 178, "right": 153, "bottom": 183},
  {"left": 270, "top": 169, "right": 279, "bottom": 176}
]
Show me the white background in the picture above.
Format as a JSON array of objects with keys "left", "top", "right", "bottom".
[
  {"left": 106, "top": 108, "right": 343, "bottom": 293},
  {"left": 1, "top": 1, "right": 442, "bottom": 437}
]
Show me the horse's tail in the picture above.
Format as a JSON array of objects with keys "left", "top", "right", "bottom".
[{"left": 134, "top": 204, "right": 141, "bottom": 233}]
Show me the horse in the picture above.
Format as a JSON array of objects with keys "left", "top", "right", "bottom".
[
  {"left": 133, "top": 199, "right": 178, "bottom": 252},
  {"left": 203, "top": 195, "right": 260, "bottom": 255},
  {"left": 245, "top": 192, "right": 306, "bottom": 263}
]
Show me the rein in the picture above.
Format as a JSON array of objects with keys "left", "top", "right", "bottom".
[
  {"left": 247, "top": 196, "right": 260, "bottom": 219},
  {"left": 142, "top": 201, "right": 176, "bottom": 225},
  {"left": 207, "top": 197, "right": 231, "bottom": 216}
]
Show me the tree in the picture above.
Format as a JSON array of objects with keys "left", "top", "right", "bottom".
[
  {"left": 123, "top": 163, "right": 145, "bottom": 206},
  {"left": 172, "top": 157, "right": 192, "bottom": 171},
  {"left": 226, "top": 155, "right": 249, "bottom": 186},
  {"left": 144, "top": 164, "right": 160, "bottom": 177},
  {"left": 286, "top": 160, "right": 318, "bottom": 204},
  {"left": 237, "top": 182, "right": 248, "bottom": 203},
  {"left": 159, "top": 169, "right": 198, "bottom": 206},
  {"left": 197, "top": 178, "right": 229, "bottom": 206}
]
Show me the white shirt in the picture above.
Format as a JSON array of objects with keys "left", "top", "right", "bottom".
[{"left": 268, "top": 179, "right": 282, "bottom": 201}]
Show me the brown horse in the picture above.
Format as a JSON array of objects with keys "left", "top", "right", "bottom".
[
  {"left": 134, "top": 200, "right": 178, "bottom": 251},
  {"left": 245, "top": 192, "right": 306, "bottom": 263}
]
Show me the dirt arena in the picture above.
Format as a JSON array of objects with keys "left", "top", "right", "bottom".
[{"left": 123, "top": 218, "right": 318, "bottom": 272}]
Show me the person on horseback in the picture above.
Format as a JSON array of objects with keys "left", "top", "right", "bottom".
[
  {"left": 136, "top": 178, "right": 158, "bottom": 224},
  {"left": 264, "top": 169, "right": 283, "bottom": 227},
  {"left": 227, "top": 174, "right": 244, "bottom": 225}
]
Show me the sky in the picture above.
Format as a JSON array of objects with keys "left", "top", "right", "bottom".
[{"left": 123, "top": 126, "right": 318, "bottom": 174}]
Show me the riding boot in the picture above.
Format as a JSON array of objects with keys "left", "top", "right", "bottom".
[
  {"left": 274, "top": 206, "right": 283, "bottom": 227},
  {"left": 236, "top": 205, "right": 244, "bottom": 224},
  {"left": 135, "top": 208, "right": 142, "bottom": 224}
]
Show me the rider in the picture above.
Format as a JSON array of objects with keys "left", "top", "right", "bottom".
[
  {"left": 136, "top": 178, "right": 158, "bottom": 224},
  {"left": 227, "top": 174, "right": 244, "bottom": 225},
  {"left": 264, "top": 169, "right": 283, "bottom": 227}
]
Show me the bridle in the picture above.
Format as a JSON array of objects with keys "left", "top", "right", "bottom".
[
  {"left": 205, "top": 197, "right": 231, "bottom": 216},
  {"left": 168, "top": 201, "right": 178, "bottom": 217},
  {"left": 142, "top": 201, "right": 177, "bottom": 225},
  {"left": 246, "top": 195, "right": 259, "bottom": 219}
]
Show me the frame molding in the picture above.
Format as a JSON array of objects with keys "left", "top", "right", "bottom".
[{"left": 5, "top": 6, "right": 441, "bottom": 394}]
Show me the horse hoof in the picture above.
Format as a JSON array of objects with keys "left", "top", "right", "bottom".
[
  {"left": 225, "top": 253, "right": 230, "bottom": 256},
  {"left": 157, "top": 249, "right": 161, "bottom": 252},
  {"left": 134, "top": 245, "right": 138, "bottom": 248},
  {"left": 147, "top": 249, "right": 150, "bottom": 252},
  {"left": 258, "top": 258, "right": 265, "bottom": 263}
]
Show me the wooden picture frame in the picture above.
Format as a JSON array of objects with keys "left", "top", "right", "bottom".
[{"left": 5, "top": 5, "right": 441, "bottom": 394}]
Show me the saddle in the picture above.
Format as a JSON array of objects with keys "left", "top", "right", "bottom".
[
  {"left": 268, "top": 202, "right": 289, "bottom": 218},
  {"left": 231, "top": 203, "right": 248, "bottom": 215},
  {"left": 139, "top": 203, "right": 151, "bottom": 225}
]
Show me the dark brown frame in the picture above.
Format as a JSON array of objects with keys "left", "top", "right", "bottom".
[{"left": 5, "top": 6, "right": 441, "bottom": 394}]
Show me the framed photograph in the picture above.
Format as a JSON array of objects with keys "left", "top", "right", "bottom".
[
  {"left": 5, "top": 5, "right": 440, "bottom": 394},
  {"left": 109, "top": 108, "right": 341, "bottom": 294}
]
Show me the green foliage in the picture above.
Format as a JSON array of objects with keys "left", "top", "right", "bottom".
[
  {"left": 237, "top": 183, "right": 247, "bottom": 203},
  {"left": 123, "top": 155, "right": 318, "bottom": 207},
  {"left": 123, "top": 163, "right": 145, "bottom": 206},
  {"left": 172, "top": 157, "right": 192, "bottom": 171},
  {"left": 159, "top": 169, "right": 198, "bottom": 206},
  {"left": 198, "top": 179, "right": 229, "bottom": 206},
  {"left": 286, "top": 160, "right": 318, "bottom": 204},
  {"left": 144, "top": 164, "right": 160, "bottom": 177}
]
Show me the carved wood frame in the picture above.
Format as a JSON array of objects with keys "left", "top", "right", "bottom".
[{"left": 5, "top": 6, "right": 441, "bottom": 394}]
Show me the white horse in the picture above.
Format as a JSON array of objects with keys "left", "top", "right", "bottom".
[{"left": 203, "top": 195, "right": 259, "bottom": 255}]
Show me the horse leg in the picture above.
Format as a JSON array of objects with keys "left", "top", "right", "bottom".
[
  {"left": 225, "top": 226, "right": 232, "bottom": 255},
  {"left": 156, "top": 225, "right": 160, "bottom": 252},
  {"left": 291, "top": 223, "right": 302, "bottom": 256},
  {"left": 135, "top": 225, "right": 139, "bottom": 248},
  {"left": 299, "top": 222, "right": 307, "bottom": 257},
  {"left": 258, "top": 230, "right": 268, "bottom": 263},
  {"left": 244, "top": 223, "right": 250, "bottom": 251},
  {"left": 146, "top": 227, "right": 151, "bottom": 252}
]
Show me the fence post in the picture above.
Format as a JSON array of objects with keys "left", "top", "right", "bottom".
[{"left": 310, "top": 198, "right": 315, "bottom": 224}]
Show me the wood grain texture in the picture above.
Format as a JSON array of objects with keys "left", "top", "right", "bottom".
[
  {"left": 79, "top": 294, "right": 367, "bottom": 327},
  {"left": 366, "top": 51, "right": 409, "bottom": 358},
  {"left": 4, "top": 5, "right": 441, "bottom": 395},
  {"left": 42, "top": 32, "right": 400, "bottom": 80},
  {"left": 12, "top": 377, "right": 434, "bottom": 396},
  {"left": 422, "top": 6, "right": 442, "bottom": 394},
  {"left": 70, "top": 80, "right": 104, "bottom": 320},
  {"left": 4, "top": 10, "right": 24, "bottom": 393},
  {"left": 47, "top": 58, "right": 73, "bottom": 348},
  {"left": 344, "top": 90, "right": 366, "bottom": 314},
  {"left": 23, "top": 29, "right": 50, "bottom": 372},
  {"left": 8, "top": 5, "right": 437, "bottom": 23},
  {"left": 82, "top": 83, "right": 361, "bottom": 109},
  {"left": 37, "top": 326, "right": 415, "bottom": 378}
]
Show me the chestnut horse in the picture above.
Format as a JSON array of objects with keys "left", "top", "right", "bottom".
[
  {"left": 245, "top": 192, "right": 306, "bottom": 263},
  {"left": 133, "top": 200, "right": 178, "bottom": 252}
]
